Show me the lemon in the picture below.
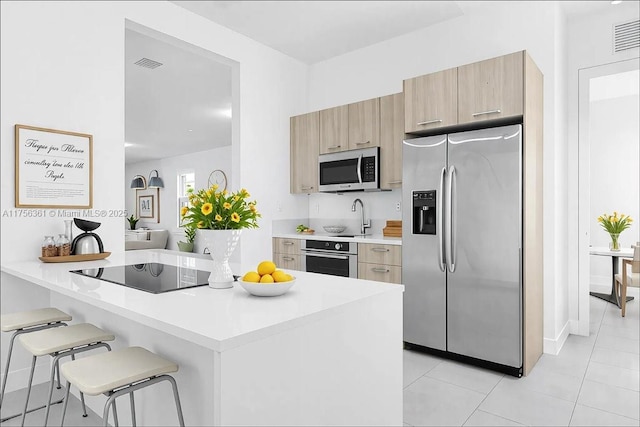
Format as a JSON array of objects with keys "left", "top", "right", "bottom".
[
  {"left": 242, "top": 271, "right": 260, "bottom": 283},
  {"left": 272, "top": 270, "right": 288, "bottom": 282},
  {"left": 284, "top": 274, "right": 293, "bottom": 282},
  {"left": 259, "top": 274, "right": 274, "bottom": 284},
  {"left": 257, "top": 261, "right": 276, "bottom": 276}
]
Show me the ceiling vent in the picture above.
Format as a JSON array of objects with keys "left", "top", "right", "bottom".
[
  {"left": 613, "top": 19, "right": 640, "bottom": 53},
  {"left": 134, "top": 58, "right": 163, "bottom": 69}
]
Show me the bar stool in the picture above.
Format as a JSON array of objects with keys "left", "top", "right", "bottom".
[
  {"left": 18, "top": 323, "right": 115, "bottom": 426},
  {"left": 60, "top": 346, "right": 185, "bottom": 427},
  {"left": 0, "top": 308, "right": 71, "bottom": 418}
]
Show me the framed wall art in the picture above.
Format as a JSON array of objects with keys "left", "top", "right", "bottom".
[
  {"left": 15, "top": 124, "right": 93, "bottom": 208},
  {"left": 137, "top": 187, "right": 160, "bottom": 223}
]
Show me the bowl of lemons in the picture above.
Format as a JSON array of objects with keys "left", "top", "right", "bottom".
[{"left": 239, "top": 260, "right": 296, "bottom": 297}]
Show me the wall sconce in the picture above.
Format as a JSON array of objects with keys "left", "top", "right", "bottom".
[
  {"left": 148, "top": 170, "right": 164, "bottom": 188},
  {"left": 130, "top": 175, "right": 146, "bottom": 189},
  {"left": 130, "top": 170, "right": 164, "bottom": 189}
]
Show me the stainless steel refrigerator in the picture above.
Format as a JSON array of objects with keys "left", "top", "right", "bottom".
[{"left": 402, "top": 124, "right": 523, "bottom": 375}]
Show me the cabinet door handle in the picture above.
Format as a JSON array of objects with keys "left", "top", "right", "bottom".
[
  {"left": 472, "top": 109, "right": 501, "bottom": 117},
  {"left": 417, "top": 119, "right": 442, "bottom": 126},
  {"left": 283, "top": 256, "right": 295, "bottom": 261},
  {"left": 387, "top": 180, "right": 402, "bottom": 184},
  {"left": 328, "top": 145, "right": 342, "bottom": 149},
  {"left": 356, "top": 141, "right": 370, "bottom": 146},
  {"left": 300, "top": 186, "right": 314, "bottom": 191},
  {"left": 372, "top": 268, "right": 390, "bottom": 273},
  {"left": 283, "top": 242, "right": 294, "bottom": 246},
  {"left": 372, "top": 247, "right": 390, "bottom": 252}
]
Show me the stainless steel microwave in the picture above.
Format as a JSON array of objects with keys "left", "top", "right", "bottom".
[{"left": 318, "top": 147, "right": 380, "bottom": 192}]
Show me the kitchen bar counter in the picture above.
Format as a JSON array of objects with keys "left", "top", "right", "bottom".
[
  {"left": 1, "top": 249, "right": 403, "bottom": 426},
  {"left": 273, "top": 232, "right": 402, "bottom": 245}
]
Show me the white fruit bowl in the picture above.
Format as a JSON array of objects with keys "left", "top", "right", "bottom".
[
  {"left": 238, "top": 277, "right": 296, "bottom": 297},
  {"left": 323, "top": 225, "right": 346, "bottom": 234}
]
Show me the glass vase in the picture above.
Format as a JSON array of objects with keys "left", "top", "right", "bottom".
[{"left": 609, "top": 233, "right": 620, "bottom": 251}]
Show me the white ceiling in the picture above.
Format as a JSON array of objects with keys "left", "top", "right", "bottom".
[
  {"left": 125, "top": 28, "right": 232, "bottom": 165},
  {"left": 171, "top": 1, "right": 620, "bottom": 65},
  {"left": 172, "top": 1, "right": 466, "bottom": 64},
  {"left": 127, "top": 1, "right": 624, "bottom": 164}
]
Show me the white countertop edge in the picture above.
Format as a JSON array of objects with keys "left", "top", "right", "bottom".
[
  {"left": 273, "top": 232, "right": 402, "bottom": 245},
  {"left": 1, "top": 252, "right": 404, "bottom": 352}
]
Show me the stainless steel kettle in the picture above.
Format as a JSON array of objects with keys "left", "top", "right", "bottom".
[{"left": 71, "top": 218, "right": 104, "bottom": 255}]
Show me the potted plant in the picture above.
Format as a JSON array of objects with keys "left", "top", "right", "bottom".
[
  {"left": 127, "top": 215, "right": 139, "bottom": 230},
  {"left": 177, "top": 225, "right": 196, "bottom": 252},
  {"left": 180, "top": 185, "right": 260, "bottom": 288}
]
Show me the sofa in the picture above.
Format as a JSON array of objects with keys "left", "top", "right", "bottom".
[{"left": 125, "top": 229, "right": 169, "bottom": 250}]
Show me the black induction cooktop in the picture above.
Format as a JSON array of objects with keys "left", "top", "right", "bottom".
[{"left": 70, "top": 263, "right": 211, "bottom": 294}]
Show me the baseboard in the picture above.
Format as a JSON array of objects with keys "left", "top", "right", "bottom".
[
  {"left": 569, "top": 319, "right": 589, "bottom": 336},
  {"left": 0, "top": 360, "right": 51, "bottom": 394},
  {"left": 543, "top": 321, "right": 570, "bottom": 355}
]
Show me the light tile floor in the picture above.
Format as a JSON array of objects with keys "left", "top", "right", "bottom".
[
  {"left": 0, "top": 382, "right": 101, "bottom": 426},
  {"left": 404, "top": 288, "right": 640, "bottom": 426}
]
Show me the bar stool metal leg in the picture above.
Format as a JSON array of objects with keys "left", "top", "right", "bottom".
[
  {"left": 20, "top": 356, "right": 37, "bottom": 426},
  {"left": 102, "top": 395, "right": 119, "bottom": 427},
  {"left": 59, "top": 381, "right": 71, "bottom": 427},
  {"left": 167, "top": 375, "right": 186, "bottom": 427},
  {"left": 0, "top": 322, "right": 67, "bottom": 410},
  {"left": 112, "top": 398, "right": 119, "bottom": 427},
  {"left": 129, "top": 392, "right": 136, "bottom": 427},
  {"left": 55, "top": 359, "right": 61, "bottom": 389},
  {"left": 43, "top": 343, "right": 111, "bottom": 426}
]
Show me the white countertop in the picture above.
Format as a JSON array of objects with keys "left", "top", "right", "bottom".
[
  {"left": 1, "top": 250, "right": 403, "bottom": 352},
  {"left": 273, "top": 232, "right": 402, "bottom": 246}
]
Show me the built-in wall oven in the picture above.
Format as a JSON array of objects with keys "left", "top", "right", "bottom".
[{"left": 301, "top": 240, "right": 358, "bottom": 278}]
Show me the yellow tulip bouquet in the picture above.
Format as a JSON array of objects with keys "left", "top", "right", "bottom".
[
  {"left": 597, "top": 212, "right": 633, "bottom": 250},
  {"left": 180, "top": 185, "right": 260, "bottom": 230}
]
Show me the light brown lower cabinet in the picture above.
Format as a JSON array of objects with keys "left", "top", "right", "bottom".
[
  {"left": 357, "top": 263, "right": 401, "bottom": 284},
  {"left": 357, "top": 243, "right": 402, "bottom": 284},
  {"left": 272, "top": 238, "right": 301, "bottom": 271}
]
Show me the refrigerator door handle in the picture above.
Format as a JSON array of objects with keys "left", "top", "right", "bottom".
[
  {"left": 438, "top": 166, "right": 446, "bottom": 272},
  {"left": 447, "top": 165, "right": 457, "bottom": 273}
]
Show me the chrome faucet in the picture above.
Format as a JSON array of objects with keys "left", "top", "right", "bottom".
[{"left": 351, "top": 198, "right": 371, "bottom": 235}]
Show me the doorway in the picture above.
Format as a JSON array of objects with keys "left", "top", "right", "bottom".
[{"left": 576, "top": 58, "right": 640, "bottom": 335}]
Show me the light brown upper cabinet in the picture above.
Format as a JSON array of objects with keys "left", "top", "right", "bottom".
[
  {"left": 404, "top": 68, "right": 458, "bottom": 133},
  {"left": 348, "top": 98, "right": 380, "bottom": 151},
  {"left": 380, "top": 93, "right": 404, "bottom": 189},
  {"left": 458, "top": 51, "right": 523, "bottom": 124},
  {"left": 290, "top": 111, "right": 319, "bottom": 194},
  {"left": 319, "top": 105, "right": 349, "bottom": 154}
]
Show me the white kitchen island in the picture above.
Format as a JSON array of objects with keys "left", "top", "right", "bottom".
[{"left": 0, "top": 249, "right": 403, "bottom": 426}]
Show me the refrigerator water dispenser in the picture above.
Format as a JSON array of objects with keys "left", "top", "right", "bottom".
[{"left": 412, "top": 191, "right": 436, "bottom": 235}]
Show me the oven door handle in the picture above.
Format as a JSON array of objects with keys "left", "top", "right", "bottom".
[{"left": 300, "top": 251, "right": 350, "bottom": 260}]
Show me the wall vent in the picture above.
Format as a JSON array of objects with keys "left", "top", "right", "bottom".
[
  {"left": 613, "top": 19, "right": 640, "bottom": 53},
  {"left": 134, "top": 58, "right": 163, "bottom": 69}
]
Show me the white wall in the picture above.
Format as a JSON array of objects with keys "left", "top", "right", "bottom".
[
  {"left": 589, "top": 93, "right": 640, "bottom": 284},
  {"left": 566, "top": 1, "right": 640, "bottom": 333},
  {"left": 0, "top": 1, "right": 310, "bottom": 267},
  {"left": 304, "top": 1, "right": 567, "bottom": 350},
  {"left": 125, "top": 145, "right": 232, "bottom": 251}
]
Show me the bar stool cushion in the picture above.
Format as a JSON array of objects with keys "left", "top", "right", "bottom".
[
  {"left": 61, "top": 347, "right": 178, "bottom": 396},
  {"left": 18, "top": 323, "right": 115, "bottom": 356},
  {"left": 1, "top": 308, "right": 71, "bottom": 332}
]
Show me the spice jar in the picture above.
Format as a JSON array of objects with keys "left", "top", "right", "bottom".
[
  {"left": 42, "top": 236, "right": 56, "bottom": 257},
  {"left": 56, "top": 234, "right": 71, "bottom": 256}
]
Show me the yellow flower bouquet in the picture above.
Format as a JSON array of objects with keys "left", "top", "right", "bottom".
[
  {"left": 597, "top": 212, "right": 633, "bottom": 251},
  {"left": 180, "top": 185, "right": 260, "bottom": 230}
]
